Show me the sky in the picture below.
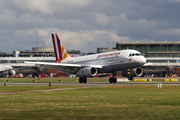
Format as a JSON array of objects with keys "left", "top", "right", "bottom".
[{"left": 1, "top": 0, "right": 180, "bottom": 53}]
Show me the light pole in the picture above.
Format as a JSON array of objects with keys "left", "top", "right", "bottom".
[
  {"left": 43, "top": 41, "right": 44, "bottom": 61},
  {"left": 99, "top": 41, "right": 101, "bottom": 53},
  {"left": 112, "top": 42, "right": 115, "bottom": 49},
  {"left": 9, "top": 41, "right": 12, "bottom": 57},
  {"left": 107, "top": 42, "right": 109, "bottom": 49},
  {"left": 165, "top": 41, "right": 168, "bottom": 77}
]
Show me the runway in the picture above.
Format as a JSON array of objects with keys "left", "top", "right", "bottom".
[
  {"left": 0, "top": 82, "right": 180, "bottom": 87},
  {"left": 0, "top": 82, "right": 180, "bottom": 95},
  {"left": 1, "top": 82, "right": 180, "bottom": 87}
]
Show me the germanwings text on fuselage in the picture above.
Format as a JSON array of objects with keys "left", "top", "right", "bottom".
[{"left": 97, "top": 52, "right": 121, "bottom": 59}]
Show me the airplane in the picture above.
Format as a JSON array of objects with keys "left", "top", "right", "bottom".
[
  {"left": 0, "top": 64, "right": 16, "bottom": 77},
  {"left": 25, "top": 33, "right": 147, "bottom": 83}
]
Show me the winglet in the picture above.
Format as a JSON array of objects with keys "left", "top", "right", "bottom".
[{"left": 51, "top": 33, "right": 70, "bottom": 63}]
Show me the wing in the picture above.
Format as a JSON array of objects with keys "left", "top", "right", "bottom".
[
  {"left": 24, "top": 61, "right": 103, "bottom": 74},
  {"left": 0, "top": 65, "right": 13, "bottom": 72},
  {"left": 143, "top": 62, "right": 153, "bottom": 66}
]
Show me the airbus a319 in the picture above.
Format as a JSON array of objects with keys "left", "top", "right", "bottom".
[{"left": 25, "top": 33, "right": 147, "bottom": 83}]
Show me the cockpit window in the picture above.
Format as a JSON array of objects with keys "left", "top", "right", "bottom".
[{"left": 129, "top": 53, "right": 142, "bottom": 57}]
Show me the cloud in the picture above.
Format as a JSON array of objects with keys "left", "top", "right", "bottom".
[
  {"left": 13, "top": 28, "right": 129, "bottom": 52},
  {"left": 95, "top": 14, "right": 109, "bottom": 25},
  {"left": 0, "top": 0, "right": 180, "bottom": 53},
  {"left": 53, "top": 0, "right": 91, "bottom": 7},
  {"left": 167, "top": 0, "right": 180, "bottom": 2},
  {"left": 13, "top": 0, "right": 52, "bottom": 15},
  {"left": 158, "top": 29, "right": 180, "bottom": 36}
]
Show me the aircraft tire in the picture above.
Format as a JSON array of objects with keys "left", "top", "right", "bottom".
[
  {"left": 79, "top": 77, "right": 87, "bottom": 83},
  {"left": 109, "top": 78, "right": 113, "bottom": 83},
  {"left": 83, "top": 78, "right": 87, "bottom": 83},
  {"left": 128, "top": 76, "right": 133, "bottom": 80},
  {"left": 113, "top": 78, "right": 117, "bottom": 83},
  {"left": 79, "top": 78, "right": 83, "bottom": 83}
]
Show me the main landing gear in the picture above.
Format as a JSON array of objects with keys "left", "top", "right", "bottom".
[
  {"left": 79, "top": 77, "right": 87, "bottom": 83},
  {"left": 109, "top": 78, "right": 117, "bottom": 83},
  {"left": 128, "top": 75, "right": 133, "bottom": 80},
  {"left": 109, "top": 73, "right": 117, "bottom": 83}
]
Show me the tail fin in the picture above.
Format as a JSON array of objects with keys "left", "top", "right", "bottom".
[{"left": 51, "top": 33, "right": 70, "bottom": 63}]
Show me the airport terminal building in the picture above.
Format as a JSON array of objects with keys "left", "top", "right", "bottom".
[
  {"left": 1, "top": 42, "right": 180, "bottom": 77},
  {"left": 116, "top": 41, "right": 180, "bottom": 77},
  {"left": 0, "top": 47, "right": 81, "bottom": 77}
]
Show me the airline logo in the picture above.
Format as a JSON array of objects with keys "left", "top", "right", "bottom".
[
  {"left": 51, "top": 33, "right": 69, "bottom": 63},
  {"left": 97, "top": 52, "right": 120, "bottom": 59},
  {"left": 128, "top": 58, "right": 132, "bottom": 61}
]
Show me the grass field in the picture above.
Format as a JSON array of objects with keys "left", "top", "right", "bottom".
[
  {"left": 0, "top": 85, "right": 79, "bottom": 93},
  {"left": 0, "top": 85, "right": 180, "bottom": 119}
]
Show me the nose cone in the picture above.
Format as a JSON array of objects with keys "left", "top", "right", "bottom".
[{"left": 139, "top": 57, "right": 146, "bottom": 66}]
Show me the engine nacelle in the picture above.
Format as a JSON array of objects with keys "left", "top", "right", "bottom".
[
  {"left": 122, "top": 67, "right": 143, "bottom": 78},
  {"left": 77, "top": 67, "right": 97, "bottom": 78},
  {"left": 10, "top": 70, "right": 16, "bottom": 76}
]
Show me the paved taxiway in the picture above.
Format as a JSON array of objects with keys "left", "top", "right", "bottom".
[
  {"left": 1, "top": 82, "right": 180, "bottom": 95},
  {"left": 1, "top": 82, "right": 180, "bottom": 87}
]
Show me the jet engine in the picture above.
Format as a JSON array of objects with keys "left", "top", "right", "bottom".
[
  {"left": 77, "top": 67, "right": 97, "bottom": 78},
  {"left": 122, "top": 67, "right": 143, "bottom": 79},
  {"left": 10, "top": 70, "right": 16, "bottom": 76}
]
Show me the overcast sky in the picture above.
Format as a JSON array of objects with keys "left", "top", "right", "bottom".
[{"left": 1, "top": 0, "right": 180, "bottom": 53}]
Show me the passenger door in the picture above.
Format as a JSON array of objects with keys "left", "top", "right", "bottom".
[{"left": 120, "top": 51, "right": 125, "bottom": 62}]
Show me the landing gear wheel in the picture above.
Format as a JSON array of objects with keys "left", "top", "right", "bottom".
[
  {"left": 79, "top": 77, "right": 87, "bottom": 83},
  {"left": 128, "top": 76, "right": 133, "bottom": 80},
  {"left": 79, "top": 78, "right": 83, "bottom": 83},
  {"left": 83, "top": 78, "right": 87, "bottom": 83},
  {"left": 113, "top": 78, "right": 117, "bottom": 83},
  {"left": 109, "top": 78, "right": 117, "bottom": 83},
  {"left": 109, "top": 78, "right": 113, "bottom": 83}
]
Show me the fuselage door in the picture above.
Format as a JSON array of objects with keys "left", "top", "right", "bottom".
[{"left": 120, "top": 51, "right": 125, "bottom": 62}]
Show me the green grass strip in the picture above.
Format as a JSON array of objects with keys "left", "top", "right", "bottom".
[
  {"left": 0, "top": 86, "right": 180, "bottom": 119},
  {"left": 0, "top": 85, "right": 79, "bottom": 93}
]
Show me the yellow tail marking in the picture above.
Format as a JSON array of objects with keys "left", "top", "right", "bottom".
[
  {"left": 61, "top": 46, "right": 65, "bottom": 54},
  {"left": 62, "top": 52, "right": 68, "bottom": 60}
]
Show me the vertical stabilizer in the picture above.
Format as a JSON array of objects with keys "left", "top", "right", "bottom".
[{"left": 51, "top": 33, "right": 70, "bottom": 63}]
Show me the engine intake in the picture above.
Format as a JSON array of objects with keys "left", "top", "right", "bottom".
[
  {"left": 77, "top": 67, "right": 97, "bottom": 78},
  {"left": 10, "top": 70, "right": 16, "bottom": 76},
  {"left": 122, "top": 67, "right": 143, "bottom": 77}
]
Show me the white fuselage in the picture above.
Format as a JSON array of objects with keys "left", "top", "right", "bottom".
[{"left": 61, "top": 49, "right": 146, "bottom": 74}]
